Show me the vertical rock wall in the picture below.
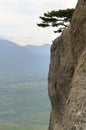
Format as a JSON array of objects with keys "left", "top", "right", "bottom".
[{"left": 48, "top": 0, "right": 86, "bottom": 130}]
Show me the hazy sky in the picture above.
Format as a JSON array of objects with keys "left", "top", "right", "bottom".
[{"left": 0, "top": 0, "right": 78, "bottom": 46}]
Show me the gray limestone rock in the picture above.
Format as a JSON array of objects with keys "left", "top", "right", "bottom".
[{"left": 48, "top": 0, "right": 86, "bottom": 129}]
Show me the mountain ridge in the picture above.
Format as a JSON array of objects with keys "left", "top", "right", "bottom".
[{"left": 0, "top": 39, "right": 50, "bottom": 83}]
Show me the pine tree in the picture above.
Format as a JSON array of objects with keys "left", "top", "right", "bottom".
[{"left": 37, "top": 8, "right": 74, "bottom": 33}]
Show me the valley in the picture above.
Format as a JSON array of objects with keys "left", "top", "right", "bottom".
[{"left": 0, "top": 81, "right": 50, "bottom": 130}]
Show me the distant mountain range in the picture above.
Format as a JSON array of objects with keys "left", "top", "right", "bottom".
[
  {"left": 0, "top": 39, "right": 50, "bottom": 83},
  {"left": 24, "top": 44, "right": 50, "bottom": 56}
]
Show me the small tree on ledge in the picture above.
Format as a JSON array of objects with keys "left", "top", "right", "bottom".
[{"left": 37, "top": 8, "right": 75, "bottom": 33}]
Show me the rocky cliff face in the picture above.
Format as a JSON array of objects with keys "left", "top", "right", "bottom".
[{"left": 48, "top": 0, "right": 86, "bottom": 130}]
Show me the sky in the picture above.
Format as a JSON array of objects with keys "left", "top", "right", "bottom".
[{"left": 0, "top": 0, "right": 78, "bottom": 46}]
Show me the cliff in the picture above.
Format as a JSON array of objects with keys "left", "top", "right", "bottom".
[{"left": 48, "top": 0, "right": 86, "bottom": 130}]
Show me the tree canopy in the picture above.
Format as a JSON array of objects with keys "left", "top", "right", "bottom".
[{"left": 37, "top": 8, "right": 75, "bottom": 33}]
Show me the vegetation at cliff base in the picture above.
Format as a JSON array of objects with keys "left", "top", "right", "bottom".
[{"left": 37, "top": 8, "right": 75, "bottom": 33}]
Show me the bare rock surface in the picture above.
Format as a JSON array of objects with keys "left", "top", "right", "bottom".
[{"left": 48, "top": 0, "right": 86, "bottom": 130}]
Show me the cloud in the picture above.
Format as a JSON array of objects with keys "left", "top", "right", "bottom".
[
  {"left": 0, "top": 0, "right": 77, "bottom": 15},
  {"left": 0, "top": 0, "right": 78, "bottom": 45}
]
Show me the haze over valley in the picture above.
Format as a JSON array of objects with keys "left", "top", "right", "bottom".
[
  {"left": 0, "top": 39, "right": 50, "bottom": 130},
  {"left": 0, "top": 39, "right": 50, "bottom": 84}
]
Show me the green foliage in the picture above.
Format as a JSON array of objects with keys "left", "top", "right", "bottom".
[
  {"left": 0, "top": 121, "right": 27, "bottom": 130},
  {"left": 37, "top": 8, "right": 75, "bottom": 33},
  {"left": 0, "top": 81, "right": 50, "bottom": 130}
]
